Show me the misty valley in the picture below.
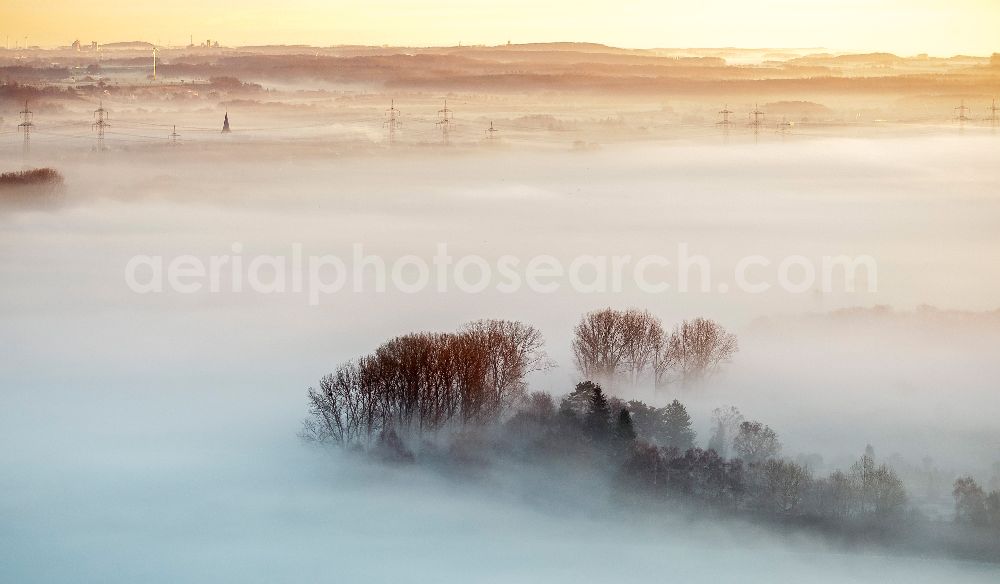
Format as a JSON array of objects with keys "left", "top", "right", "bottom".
[
  {"left": 302, "top": 310, "right": 1000, "bottom": 564},
  {"left": 2, "top": 39, "right": 1000, "bottom": 584}
]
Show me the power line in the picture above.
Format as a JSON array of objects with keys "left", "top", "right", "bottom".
[{"left": 13, "top": 99, "right": 968, "bottom": 153}]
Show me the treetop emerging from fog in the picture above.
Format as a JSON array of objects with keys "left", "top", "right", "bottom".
[{"left": 572, "top": 308, "right": 737, "bottom": 390}]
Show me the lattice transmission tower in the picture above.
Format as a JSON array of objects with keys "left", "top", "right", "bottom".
[
  {"left": 437, "top": 99, "right": 453, "bottom": 145},
  {"left": 383, "top": 99, "right": 401, "bottom": 146},
  {"left": 92, "top": 100, "right": 110, "bottom": 151},
  {"left": 17, "top": 100, "right": 33, "bottom": 156}
]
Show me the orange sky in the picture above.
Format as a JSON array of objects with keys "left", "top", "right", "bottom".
[{"left": 4, "top": 0, "right": 999, "bottom": 56}]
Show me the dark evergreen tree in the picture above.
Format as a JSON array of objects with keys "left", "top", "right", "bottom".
[
  {"left": 662, "top": 399, "right": 696, "bottom": 450},
  {"left": 584, "top": 383, "right": 612, "bottom": 441},
  {"left": 562, "top": 380, "right": 600, "bottom": 417},
  {"left": 557, "top": 395, "right": 580, "bottom": 423},
  {"left": 616, "top": 408, "right": 637, "bottom": 442}
]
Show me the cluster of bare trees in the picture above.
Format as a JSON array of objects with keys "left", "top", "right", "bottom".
[
  {"left": 732, "top": 421, "right": 782, "bottom": 464},
  {"left": 571, "top": 309, "right": 664, "bottom": 389},
  {"left": 572, "top": 308, "right": 737, "bottom": 390},
  {"left": 802, "top": 454, "right": 908, "bottom": 519},
  {"left": 308, "top": 308, "right": 738, "bottom": 447},
  {"left": 302, "top": 319, "right": 549, "bottom": 447},
  {"left": 662, "top": 317, "right": 740, "bottom": 386}
]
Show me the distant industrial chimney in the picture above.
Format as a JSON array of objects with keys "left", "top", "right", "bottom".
[{"left": 222, "top": 112, "right": 231, "bottom": 133}]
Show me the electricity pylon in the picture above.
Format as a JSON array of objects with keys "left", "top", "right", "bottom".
[
  {"left": 717, "top": 104, "right": 735, "bottom": 142},
  {"left": 152, "top": 47, "right": 159, "bottom": 80},
  {"left": 92, "top": 100, "right": 110, "bottom": 151},
  {"left": 383, "top": 99, "right": 400, "bottom": 146},
  {"left": 17, "top": 100, "right": 33, "bottom": 156},
  {"left": 169, "top": 125, "right": 180, "bottom": 145},
  {"left": 954, "top": 99, "right": 971, "bottom": 124},
  {"left": 716, "top": 104, "right": 734, "bottom": 128},
  {"left": 776, "top": 116, "right": 792, "bottom": 135},
  {"left": 987, "top": 97, "right": 999, "bottom": 126},
  {"left": 437, "top": 99, "right": 453, "bottom": 145},
  {"left": 485, "top": 120, "right": 498, "bottom": 141},
  {"left": 748, "top": 103, "right": 765, "bottom": 142}
]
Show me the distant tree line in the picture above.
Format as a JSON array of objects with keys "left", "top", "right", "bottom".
[
  {"left": 0, "top": 168, "right": 63, "bottom": 187},
  {"left": 507, "top": 385, "right": 908, "bottom": 522},
  {"left": 0, "top": 168, "right": 65, "bottom": 204}
]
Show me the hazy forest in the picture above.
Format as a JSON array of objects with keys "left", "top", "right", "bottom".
[{"left": 302, "top": 309, "right": 1000, "bottom": 562}]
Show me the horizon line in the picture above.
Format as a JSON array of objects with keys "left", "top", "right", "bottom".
[{"left": 5, "top": 40, "right": 996, "bottom": 60}]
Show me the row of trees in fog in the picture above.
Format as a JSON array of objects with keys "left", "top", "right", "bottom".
[
  {"left": 572, "top": 308, "right": 737, "bottom": 390},
  {"left": 953, "top": 476, "right": 1000, "bottom": 528},
  {"left": 509, "top": 383, "right": 907, "bottom": 520},
  {"left": 304, "top": 311, "right": 1000, "bottom": 538},
  {"left": 303, "top": 310, "right": 1000, "bottom": 553},
  {"left": 303, "top": 319, "right": 549, "bottom": 446},
  {"left": 304, "top": 309, "right": 738, "bottom": 448}
]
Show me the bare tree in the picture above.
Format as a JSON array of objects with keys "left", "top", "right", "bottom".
[
  {"left": 618, "top": 309, "right": 665, "bottom": 386},
  {"left": 816, "top": 470, "right": 855, "bottom": 519},
  {"left": 707, "top": 405, "right": 744, "bottom": 458},
  {"left": 572, "top": 308, "right": 627, "bottom": 386},
  {"left": 518, "top": 391, "right": 556, "bottom": 420},
  {"left": 660, "top": 318, "right": 738, "bottom": 387},
  {"left": 850, "top": 454, "right": 907, "bottom": 516},
  {"left": 733, "top": 421, "right": 781, "bottom": 463},
  {"left": 462, "top": 319, "right": 551, "bottom": 417},
  {"left": 301, "top": 362, "right": 382, "bottom": 447},
  {"left": 303, "top": 319, "right": 549, "bottom": 448},
  {"left": 953, "top": 476, "right": 987, "bottom": 525},
  {"left": 572, "top": 308, "right": 664, "bottom": 390},
  {"left": 761, "top": 459, "right": 812, "bottom": 514}
]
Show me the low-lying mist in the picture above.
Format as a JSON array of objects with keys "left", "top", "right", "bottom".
[{"left": 2, "top": 133, "right": 999, "bottom": 581}]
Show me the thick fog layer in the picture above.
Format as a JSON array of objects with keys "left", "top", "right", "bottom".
[{"left": 2, "top": 134, "right": 999, "bottom": 581}]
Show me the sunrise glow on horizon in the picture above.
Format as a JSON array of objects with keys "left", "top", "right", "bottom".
[{"left": 5, "top": 0, "right": 1000, "bottom": 56}]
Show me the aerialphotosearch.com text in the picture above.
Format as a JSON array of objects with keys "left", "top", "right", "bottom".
[{"left": 124, "top": 243, "right": 878, "bottom": 305}]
